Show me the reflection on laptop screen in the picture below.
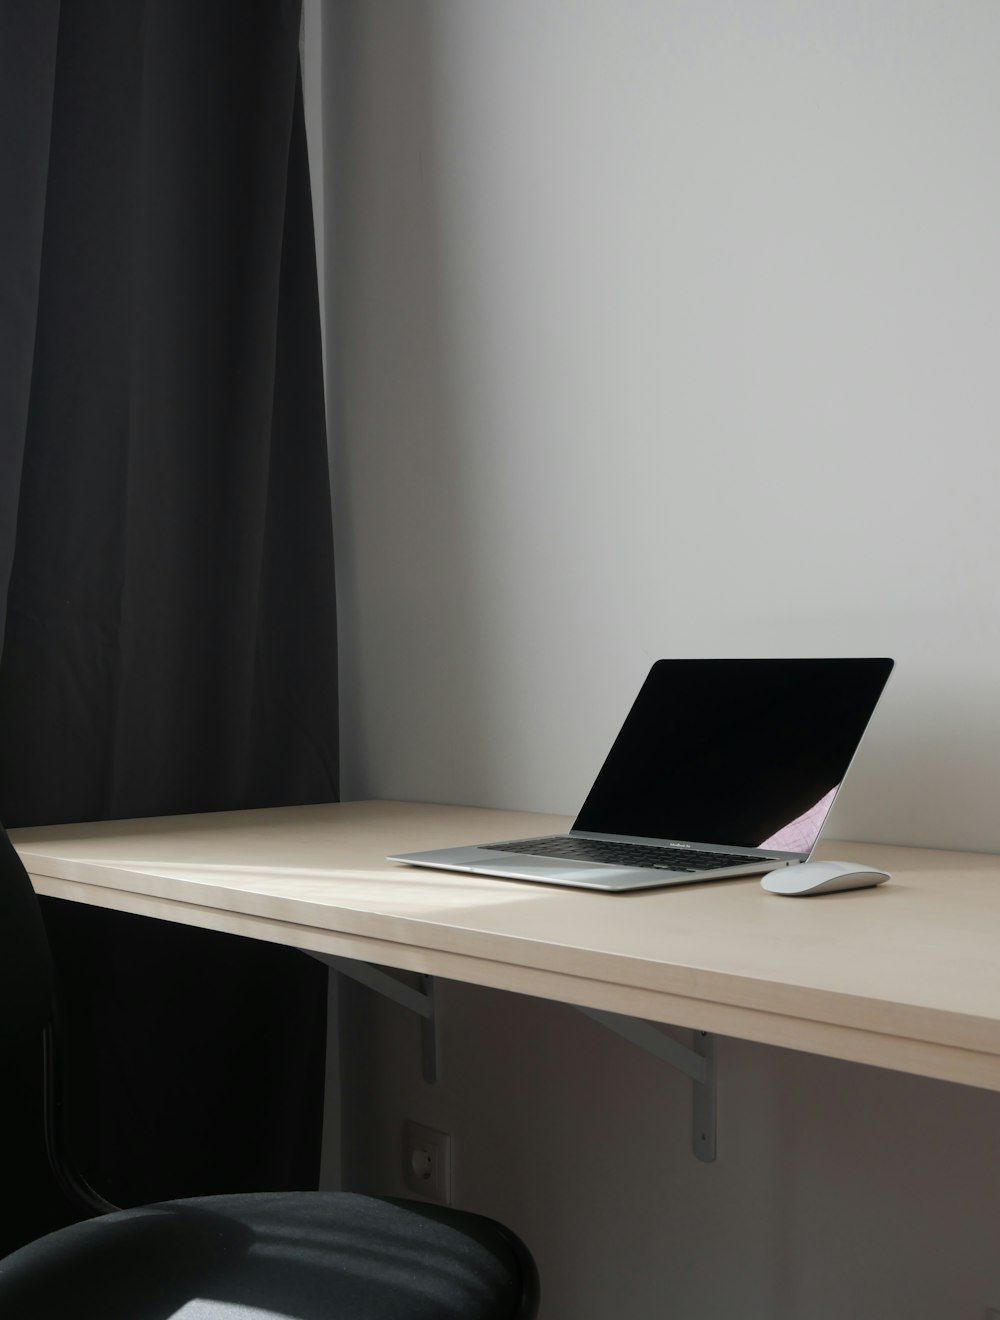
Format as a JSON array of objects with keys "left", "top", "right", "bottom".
[{"left": 573, "top": 658, "right": 893, "bottom": 854}]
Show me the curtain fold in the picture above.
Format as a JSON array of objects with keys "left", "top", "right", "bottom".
[
  {"left": 0, "top": 0, "right": 60, "bottom": 652},
  {"left": 0, "top": 0, "right": 337, "bottom": 1248},
  {"left": 0, "top": 0, "right": 338, "bottom": 823}
]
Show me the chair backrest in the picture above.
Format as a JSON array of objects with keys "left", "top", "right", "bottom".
[{"left": 0, "top": 824, "right": 55, "bottom": 1037}]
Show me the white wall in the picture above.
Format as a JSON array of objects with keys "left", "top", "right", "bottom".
[
  {"left": 338, "top": 978, "right": 1000, "bottom": 1320},
  {"left": 311, "top": 4, "right": 1000, "bottom": 1316},
  {"left": 329, "top": 0, "right": 1000, "bottom": 856}
]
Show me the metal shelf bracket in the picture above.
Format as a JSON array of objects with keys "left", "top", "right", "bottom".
[
  {"left": 578, "top": 1007, "right": 717, "bottom": 1162},
  {"left": 306, "top": 954, "right": 714, "bottom": 1151},
  {"left": 309, "top": 953, "right": 439, "bottom": 1084}
]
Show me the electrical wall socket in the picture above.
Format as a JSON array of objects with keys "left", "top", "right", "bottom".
[{"left": 402, "top": 1120, "right": 452, "bottom": 1205}]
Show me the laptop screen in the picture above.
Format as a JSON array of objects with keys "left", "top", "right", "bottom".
[{"left": 572, "top": 658, "right": 894, "bottom": 855}]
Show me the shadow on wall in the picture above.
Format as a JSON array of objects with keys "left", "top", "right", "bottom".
[{"left": 323, "top": 1, "right": 510, "bottom": 807}]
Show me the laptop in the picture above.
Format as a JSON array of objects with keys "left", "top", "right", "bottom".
[{"left": 388, "top": 657, "right": 894, "bottom": 892}]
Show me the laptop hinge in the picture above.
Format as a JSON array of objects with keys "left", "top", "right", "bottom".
[{"left": 577, "top": 1007, "right": 717, "bottom": 1162}]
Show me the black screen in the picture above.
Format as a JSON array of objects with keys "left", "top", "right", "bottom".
[{"left": 573, "top": 658, "right": 894, "bottom": 853}]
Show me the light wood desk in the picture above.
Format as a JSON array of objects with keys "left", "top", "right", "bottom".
[{"left": 10, "top": 799, "right": 1000, "bottom": 1095}]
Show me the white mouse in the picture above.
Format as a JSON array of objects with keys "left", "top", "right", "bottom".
[{"left": 761, "top": 859, "right": 891, "bottom": 897}]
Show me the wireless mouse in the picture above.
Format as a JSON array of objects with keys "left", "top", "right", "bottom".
[{"left": 761, "top": 859, "right": 890, "bottom": 896}]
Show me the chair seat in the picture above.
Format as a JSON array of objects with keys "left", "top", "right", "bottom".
[{"left": 0, "top": 1190, "right": 536, "bottom": 1319}]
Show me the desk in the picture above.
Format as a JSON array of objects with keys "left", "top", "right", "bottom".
[{"left": 10, "top": 799, "right": 1000, "bottom": 1095}]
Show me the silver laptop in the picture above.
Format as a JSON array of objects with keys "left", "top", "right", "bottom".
[{"left": 388, "top": 657, "right": 894, "bottom": 892}]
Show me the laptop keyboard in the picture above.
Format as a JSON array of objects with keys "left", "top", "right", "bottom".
[{"left": 481, "top": 836, "right": 759, "bottom": 873}]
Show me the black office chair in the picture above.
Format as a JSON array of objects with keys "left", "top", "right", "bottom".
[{"left": 0, "top": 823, "right": 539, "bottom": 1319}]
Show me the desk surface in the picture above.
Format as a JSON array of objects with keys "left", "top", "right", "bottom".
[{"left": 12, "top": 800, "right": 1000, "bottom": 1093}]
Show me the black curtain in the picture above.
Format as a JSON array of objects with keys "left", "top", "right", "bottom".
[{"left": 0, "top": 0, "right": 337, "bottom": 1253}]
